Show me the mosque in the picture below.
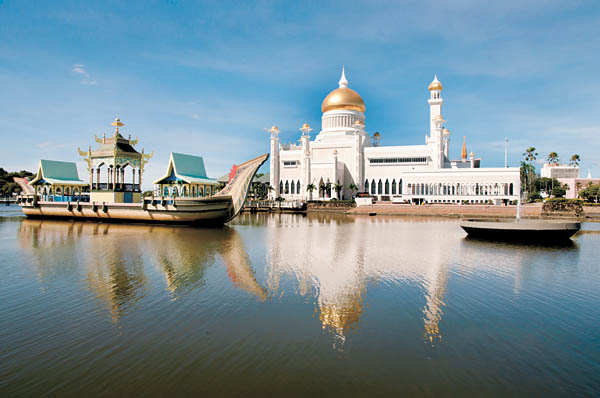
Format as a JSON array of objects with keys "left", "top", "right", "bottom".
[{"left": 269, "top": 69, "right": 520, "bottom": 205}]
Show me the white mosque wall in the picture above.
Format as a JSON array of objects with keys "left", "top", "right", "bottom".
[{"left": 402, "top": 167, "right": 520, "bottom": 204}]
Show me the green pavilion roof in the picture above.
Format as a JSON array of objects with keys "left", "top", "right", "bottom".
[
  {"left": 153, "top": 152, "right": 218, "bottom": 185},
  {"left": 29, "top": 160, "right": 87, "bottom": 186}
]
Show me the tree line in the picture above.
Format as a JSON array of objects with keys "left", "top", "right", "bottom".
[
  {"left": 0, "top": 168, "right": 35, "bottom": 197},
  {"left": 520, "top": 149, "right": 600, "bottom": 202}
]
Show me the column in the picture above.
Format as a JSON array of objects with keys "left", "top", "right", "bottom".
[
  {"left": 132, "top": 168, "right": 136, "bottom": 190},
  {"left": 90, "top": 168, "right": 94, "bottom": 188},
  {"left": 138, "top": 169, "right": 142, "bottom": 191},
  {"left": 97, "top": 168, "right": 100, "bottom": 190},
  {"left": 269, "top": 126, "right": 280, "bottom": 199}
]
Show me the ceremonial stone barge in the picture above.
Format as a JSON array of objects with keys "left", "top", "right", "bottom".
[{"left": 16, "top": 118, "right": 268, "bottom": 225}]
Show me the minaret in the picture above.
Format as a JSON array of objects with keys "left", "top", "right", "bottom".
[
  {"left": 269, "top": 126, "right": 280, "bottom": 199},
  {"left": 432, "top": 114, "right": 445, "bottom": 168},
  {"left": 428, "top": 75, "right": 443, "bottom": 140},
  {"left": 332, "top": 149, "right": 339, "bottom": 199},
  {"left": 428, "top": 75, "right": 445, "bottom": 168},
  {"left": 300, "top": 123, "right": 312, "bottom": 200},
  {"left": 353, "top": 120, "right": 365, "bottom": 191}
]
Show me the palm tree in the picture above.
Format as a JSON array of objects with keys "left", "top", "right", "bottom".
[
  {"left": 348, "top": 183, "right": 358, "bottom": 199},
  {"left": 306, "top": 183, "right": 316, "bottom": 200},
  {"left": 547, "top": 152, "right": 559, "bottom": 164},
  {"left": 523, "top": 147, "right": 538, "bottom": 165},
  {"left": 522, "top": 147, "right": 538, "bottom": 198},
  {"left": 334, "top": 183, "right": 343, "bottom": 199},
  {"left": 570, "top": 154, "right": 580, "bottom": 167}
]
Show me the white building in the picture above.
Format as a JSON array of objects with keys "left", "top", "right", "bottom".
[
  {"left": 269, "top": 69, "right": 520, "bottom": 205},
  {"left": 541, "top": 163, "right": 599, "bottom": 199}
]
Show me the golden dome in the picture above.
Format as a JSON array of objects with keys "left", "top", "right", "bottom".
[
  {"left": 321, "top": 87, "right": 366, "bottom": 113},
  {"left": 428, "top": 74, "right": 443, "bottom": 91},
  {"left": 321, "top": 67, "right": 366, "bottom": 113},
  {"left": 301, "top": 123, "right": 310, "bottom": 129}
]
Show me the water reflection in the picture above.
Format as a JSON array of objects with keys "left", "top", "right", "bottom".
[
  {"left": 17, "top": 219, "right": 266, "bottom": 321},
  {"left": 16, "top": 214, "right": 581, "bottom": 347},
  {"left": 251, "top": 213, "right": 455, "bottom": 346}
]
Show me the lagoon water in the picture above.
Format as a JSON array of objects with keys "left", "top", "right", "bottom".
[{"left": 1, "top": 205, "right": 599, "bottom": 396}]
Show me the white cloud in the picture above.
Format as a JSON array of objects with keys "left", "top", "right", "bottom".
[{"left": 71, "top": 64, "right": 97, "bottom": 85}]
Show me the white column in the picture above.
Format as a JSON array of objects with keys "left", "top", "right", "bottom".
[
  {"left": 269, "top": 126, "right": 280, "bottom": 199},
  {"left": 332, "top": 150, "right": 338, "bottom": 199}
]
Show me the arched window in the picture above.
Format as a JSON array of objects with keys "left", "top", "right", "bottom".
[
  {"left": 65, "top": 187, "right": 70, "bottom": 196},
  {"left": 183, "top": 186, "right": 188, "bottom": 197},
  {"left": 378, "top": 179, "right": 383, "bottom": 194},
  {"left": 74, "top": 188, "right": 79, "bottom": 196},
  {"left": 285, "top": 181, "right": 289, "bottom": 194},
  {"left": 291, "top": 181, "right": 295, "bottom": 195},
  {"left": 172, "top": 186, "right": 178, "bottom": 197},
  {"left": 509, "top": 183, "right": 514, "bottom": 195},
  {"left": 191, "top": 186, "right": 196, "bottom": 197},
  {"left": 392, "top": 179, "right": 397, "bottom": 195},
  {"left": 371, "top": 179, "right": 376, "bottom": 195},
  {"left": 399, "top": 179, "right": 402, "bottom": 194},
  {"left": 385, "top": 179, "right": 389, "bottom": 195},
  {"left": 279, "top": 181, "right": 283, "bottom": 195},
  {"left": 163, "top": 186, "right": 169, "bottom": 196},
  {"left": 55, "top": 187, "right": 62, "bottom": 196},
  {"left": 297, "top": 180, "right": 301, "bottom": 194},
  {"left": 364, "top": 179, "right": 369, "bottom": 192}
]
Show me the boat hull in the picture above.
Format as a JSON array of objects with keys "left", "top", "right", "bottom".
[
  {"left": 460, "top": 219, "right": 581, "bottom": 242},
  {"left": 20, "top": 197, "right": 234, "bottom": 225}
]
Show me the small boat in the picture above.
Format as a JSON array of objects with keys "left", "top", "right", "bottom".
[
  {"left": 460, "top": 181, "right": 580, "bottom": 241},
  {"left": 460, "top": 218, "right": 581, "bottom": 242}
]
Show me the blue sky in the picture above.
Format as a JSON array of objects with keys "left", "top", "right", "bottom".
[{"left": 1, "top": 0, "right": 599, "bottom": 188}]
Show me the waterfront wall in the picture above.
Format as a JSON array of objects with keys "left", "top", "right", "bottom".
[
  {"left": 307, "top": 201, "right": 356, "bottom": 212},
  {"left": 348, "top": 203, "right": 543, "bottom": 218}
]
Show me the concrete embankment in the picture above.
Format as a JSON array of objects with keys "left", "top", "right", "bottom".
[{"left": 347, "top": 203, "right": 543, "bottom": 218}]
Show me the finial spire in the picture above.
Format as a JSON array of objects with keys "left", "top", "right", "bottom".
[
  {"left": 461, "top": 136, "right": 467, "bottom": 160},
  {"left": 111, "top": 117, "right": 124, "bottom": 134},
  {"left": 339, "top": 66, "right": 348, "bottom": 88}
]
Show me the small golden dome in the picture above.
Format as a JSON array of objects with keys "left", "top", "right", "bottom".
[
  {"left": 322, "top": 87, "right": 366, "bottom": 113},
  {"left": 433, "top": 114, "right": 444, "bottom": 121},
  {"left": 301, "top": 123, "right": 310, "bottom": 129},
  {"left": 428, "top": 75, "right": 443, "bottom": 91}
]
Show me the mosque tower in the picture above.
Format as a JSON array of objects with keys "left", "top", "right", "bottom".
[
  {"left": 428, "top": 75, "right": 445, "bottom": 168},
  {"left": 268, "top": 125, "right": 280, "bottom": 199}
]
